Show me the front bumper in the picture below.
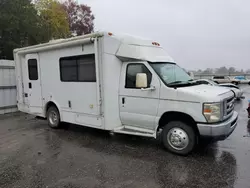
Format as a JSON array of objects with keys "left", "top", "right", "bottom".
[{"left": 197, "top": 111, "right": 238, "bottom": 140}]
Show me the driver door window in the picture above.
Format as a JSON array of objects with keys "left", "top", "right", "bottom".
[{"left": 125, "top": 64, "right": 152, "bottom": 88}]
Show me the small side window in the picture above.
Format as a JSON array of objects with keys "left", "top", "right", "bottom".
[
  {"left": 125, "top": 64, "right": 152, "bottom": 89},
  {"left": 60, "top": 59, "right": 78, "bottom": 81},
  {"left": 78, "top": 55, "right": 96, "bottom": 82},
  {"left": 60, "top": 54, "right": 96, "bottom": 82},
  {"left": 28, "top": 59, "right": 38, "bottom": 80}
]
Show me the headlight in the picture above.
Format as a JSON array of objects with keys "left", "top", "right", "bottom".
[{"left": 203, "top": 103, "right": 222, "bottom": 123}]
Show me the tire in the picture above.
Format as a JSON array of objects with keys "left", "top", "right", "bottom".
[
  {"left": 232, "top": 81, "right": 238, "bottom": 85},
  {"left": 161, "top": 121, "right": 196, "bottom": 155},
  {"left": 248, "top": 82, "right": 250, "bottom": 85},
  {"left": 47, "top": 106, "right": 61, "bottom": 129}
]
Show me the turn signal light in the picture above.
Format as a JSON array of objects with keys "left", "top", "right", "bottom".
[{"left": 204, "top": 108, "right": 212, "bottom": 113}]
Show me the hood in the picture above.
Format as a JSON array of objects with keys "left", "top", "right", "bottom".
[{"left": 177, "top": 84, "right": 233, "bottom": 102}]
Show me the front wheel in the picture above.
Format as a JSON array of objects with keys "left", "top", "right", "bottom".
[{"left": 162, "top": 121, "right": 197, "bottom": 155}]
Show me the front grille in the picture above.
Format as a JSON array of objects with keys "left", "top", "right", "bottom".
[
  {"left": 227, "top": 107, "right": 234, "bottom": 115},
  {"left": 227, "top": 96, "right": 234, "bottom": 105},
  {"left": 224, "top": 96, "right": 235, "bottom": 119}
]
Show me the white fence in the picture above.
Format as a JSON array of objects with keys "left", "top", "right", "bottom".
[{"left": 0, "top": 60, "right": 17, "bottom": 114}]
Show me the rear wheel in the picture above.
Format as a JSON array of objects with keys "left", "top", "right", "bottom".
[
  {"left": 47, "top": 106, "right": 61, "bottom": 129},
  {"left": 248, "top": 82, "right": 250, "bottom": 85},
  {"left": 162, "top": 121, "right": 196, "bottom": 155}
]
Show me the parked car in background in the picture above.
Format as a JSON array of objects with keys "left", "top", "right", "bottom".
[
  {"left": 212, "top": 76, "right": 240, "bottom": 85},
  {"left": 234, "top": 76, "right": 250, "bottom": 85},
  {"left": 196, "top": 79, "right": 243, "bottom": 100}
]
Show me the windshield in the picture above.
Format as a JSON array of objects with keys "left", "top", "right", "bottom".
[{"left": 149, "top": 62, "right": 192, "bottom": 85}]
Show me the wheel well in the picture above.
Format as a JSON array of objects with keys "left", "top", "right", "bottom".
[
  {"left": 157, "top": 112, "right": 199, "bottom": 135},
  {"left": 45, "top": 102, "right": 59, "bottom": 118}
]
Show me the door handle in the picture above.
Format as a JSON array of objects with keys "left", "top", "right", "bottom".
[
  {"left": 141, "top": 86, "right": 156, "bottom": 91},
  {"left": 29, "top": 82, "right": 32, "bottom": 89},
  {"left": 122, "top": 97, "right": 125, "bottom": 104}
]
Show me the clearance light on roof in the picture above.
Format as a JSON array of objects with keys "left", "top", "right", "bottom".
[{"left": 152, "top": 42, "right": 160, "bottom": 46}]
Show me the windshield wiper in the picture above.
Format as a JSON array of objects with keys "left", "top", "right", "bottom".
[
  {"left": 168, "top": 81, "right": 185, "bottom": 85},
  {"left": 168, "top": 80, "right": 198, "bottom": 87}
]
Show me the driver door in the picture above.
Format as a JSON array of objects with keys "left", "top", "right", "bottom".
[{"left": 119, "top": 62, "right": 160, "bottom": 130}]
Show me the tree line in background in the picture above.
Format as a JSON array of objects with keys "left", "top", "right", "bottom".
[
  {"left": 191, "top": 66, "right": 250, "bottom": 75},
  {"left": 0, "top": 0, "right": 95, "bottom": 60}
]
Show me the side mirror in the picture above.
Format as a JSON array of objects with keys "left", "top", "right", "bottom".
[{"left": 136, "top": 73, "right": 147, "bottom": 88}]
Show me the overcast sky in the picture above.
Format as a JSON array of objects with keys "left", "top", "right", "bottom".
[{"left": 80, "top": 0, "right": 250, "bottom": 70}]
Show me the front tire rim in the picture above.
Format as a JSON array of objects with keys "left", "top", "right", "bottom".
[
  {"left": 167, "top": 128, "right": 189, "bottom": 150},
  {"left": 49, "top": 111, "right": 58, "bottom": 126}
]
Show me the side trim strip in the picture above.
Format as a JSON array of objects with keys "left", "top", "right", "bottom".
[
  {"left": 120, "top": 95, "right": 200, "bottom": 103},
  {"left": 163, "top": 98, "right": 200, "bottom": 104}
]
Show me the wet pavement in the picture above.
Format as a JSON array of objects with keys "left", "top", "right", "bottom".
[{"left": 1, "top": 86, "right": 250, "bottom": 188}]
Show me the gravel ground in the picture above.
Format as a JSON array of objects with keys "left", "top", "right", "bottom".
[{"left": 0, "top": 86, "right": 250, "bottom": 188}]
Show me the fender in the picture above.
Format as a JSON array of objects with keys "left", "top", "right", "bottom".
[{"left": 44, "top": 100, "right": 62, "bottom": 119}]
